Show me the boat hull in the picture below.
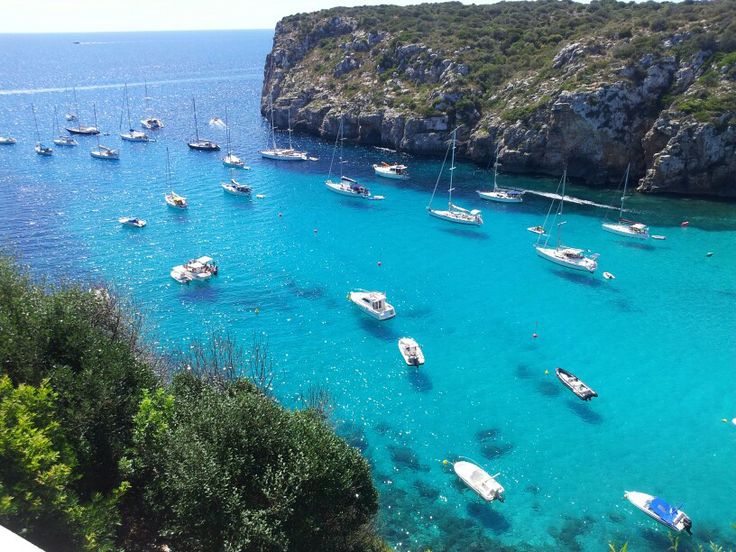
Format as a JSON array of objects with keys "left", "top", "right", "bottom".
[
  {"left": 398, "top": 338, "right": 425, "bottom": 366},
  {"left": 53, "top": 138, "right": 78, "bottom": 146},
  {"left": 121, "top": 133, "right": 151, "bottom": 142},
  {"left": 476, "top": 191, "right": 523, "bottom": 203},
  {"left": 428, "top": 209, "right": 483, "bottom": 226},
  {"left": 624, "top": 491, "right": 692, "bottom": 533},
  {"left": 65, "top": 127, "right": 99, "bottom": 135},
  {"left": 373, "top": 165, "right": 409, "bottom": 180},
  {"left": 602, "top": 223, "right": 649, "bottom": 239},
  {"left": 555, "top": 368, "right": 597, "bottom": 400},
  {"left": 260, "top": 149, "right": 307, "bottom": 161},
  {"left": 349, "top": 292, "right": 395, "bottom": 321},
  {"left": 453, "top": 461, "right": 504, "bottom": 502},
  {"left": 222, "top": 183, "right": 251, "bottom": 196},
  {"left": 90, "top": 150, "right": 119, "bottom": 160},
  {"left": 535, "top": 246, "right": 597, "bottom": 273}
]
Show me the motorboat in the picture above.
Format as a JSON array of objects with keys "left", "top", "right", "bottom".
[
  {"left": 0, "top": 136, "right": 17, "bottom": 145},
  {"left": 223, "top": 153, "right": 248, "bottom": 169},
  {"left": 187, "top": 97, "right": 219, "bottom": 151},
  {"left": 348, "top": 290, "right": 395, "bottom": 321},
  {"left": 602, "top": 164, "right": 650, "bottom": 240},
  {"left": 427, "top": 127, "right": 483, "bottom": 226},
  {"left": 31, "top": 104, "right": 53, "bottom": 156},
  {"left": 222, "top": 179, "right": 252, "bottom": 196},
  {"left": 120, "top": 84, "right": 152, "bottom": 142},
  {"left": 534, "top": 170, "right": 598, "bottom": 273},
  {"left": 624, "top": 491, "right": 692, "bottom": 534},
  {"left": 555, "top": 368, "right": 598, "bottom": 400},
  {"left": 165, "top": 191, "right": 187, "bottom": 209},
  {"left": 53, "top": 136, "right": 78, "bottom": 147},
  {"left": 91, "top": 144, "right": 119, "bottom": 160},
  {"left": 453, "top": 460, "right": 505, "bottom": 502},
  {"left": 119, "top": 216, "right": 146, "bottom": 228},
  {"left": 259, "top": 92, "right": 307, "bottom": 161},
  {"left": 325, "top": 177, "right": 385, "bottom": 200},
  {"left": 398, "top": 337, "right": 425, "bottom": 366},
  {"left": 477, "top": 149, "right": 524, "bottom": 203},
  {"left": 373, "top": 162, "right": 409, "bottom": 180},
  {"left": 527, "top": 225, "right": 546, "bottom": 235},
  {"left": 141, "top": 116, "right": 164, "bottom": 130},
  {"left": 535, "top": 245, "right": 598, "bottom": 272},
  {"left": 170, "top": 256, "right": 218, "bottom": 284}
]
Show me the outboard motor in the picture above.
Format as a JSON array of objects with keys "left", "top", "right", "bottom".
[{"left": 684, "top": 517, "right": 692, "bottom": 535}]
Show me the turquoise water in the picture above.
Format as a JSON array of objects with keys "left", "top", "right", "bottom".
[{"left": 1, "top": 31, "right": 735, "bottom": 551}]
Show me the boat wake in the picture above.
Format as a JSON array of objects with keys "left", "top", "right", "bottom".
[{"left": 523, "top": 190, "right": 620, "bottom": 211}]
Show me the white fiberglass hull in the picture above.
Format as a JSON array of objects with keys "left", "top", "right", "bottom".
[
  {"left": 398, "top": 338, "right": 425, "bottom": 366},
  {"left": 325, "top": 180, "right": 384, "bottom": 200},
  {"left": 141, "top": 118, "right": 164, "bottom": 130},
  {"left": 348, "top": 292, "right": 395, "bottom": 321},
  {"left": 454, "top": 461, "right": 504, "bottom": 502},
  {"left": 222, "top": 183, "right": 251, "bottom": 196},
  {"left": 535, "top": 246, "right": 597, "bottom": 273},
  {"left": 165, "top": 195, "right": 187, "bottom": 209},
  {"left": 90, "top": 149, "right": 119, "bottom": 160},
  {"left": 35, "top": 146, "right": 53, "bottom": 156},
  {"left": 121, "top": 132, "right": 151, "bottom": 142},
  {"left": 428, "top": 208, "right": 483, "bottom": 226},
  {"left": 53, "top": 137, "right": 78, "bottom": 147},
  {"left": 476, "top": 190, "right": 523, "bottom": 203},
  {"left": 602, "top": 222, "right": 649, "bottom": 239},
  {"left": 373, "top": 165, "right": 409, "bottom": 180},
  {"left": 260, "top": 149, "right": 307, "bottom": 161},
  {"left": 624, "top": 491, "right": 691, "bottom": 533}
]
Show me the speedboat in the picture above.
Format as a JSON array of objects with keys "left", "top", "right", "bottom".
[
  {"left": 624, "top": 491, "right": 692, "bottom": 534},
  {"left": 90, "top": 145, "right": 119, "bottom": 160},
  {"left": 165, "top": 191, "right": 188, "bottom": 209},
  {"left": 398, "top": 337, "right": 425, "bottom": 366},
  {"left": 429, "top": 204, "right": 483, "bottom": 225},
  {"left": 141, "top": 116, "right": 164, "bottom": 130},
  {"left": 0, "top": 136, "right": 17, "bottom": 145},
  {"left": 453, "top": 460, "right": 505, "bottom": 502},
  {"left": 260, "top": 147, "right": 307, "bottom": 161},
  {"left": 170, "top": 256, "right": 218, "bottom": 284},
  {"left": 34, "top": 143, "right": 53, "bottom": 156},
  {"left": 535, "top": 245, "right": 598, "bottom": 272},
  {"left": 348, "top": 290, "right": 396, "bottom": 321},
  {"left": 373, "top": 162, "right": 409, "bottom": 180},
  {"left": 121, "top": 129, "right": 152, "bottom": 142},
  {"left": 527, "top": 225, "right": 546, "bottom": 235},
  {"left": 119, "top": 216, "right": 146, "bottom": 228},
  {"left": 555, "top": 368, "right": 597, "bottom": 400},
  {"left": 223, "top": 153, "right": 248, "bottom": 169},
  {"left": 53, "top": 136, "right": 78, "bottom": 147},
  {"left": 222, "top": 179, "right": 252, "bottom": 196},
  {"left": 325, "top": 177, "right": 384, "bottom": 200},
  {"left": 602, "top": 220, "right": 650, "bottom": 239}
]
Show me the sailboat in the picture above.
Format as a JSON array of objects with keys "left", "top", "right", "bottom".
[
  {"left": 31, "top": 104, "right": 53, "bottom": 156},
  {"left": 120, "top": 84, "right": 151, "bottom": 142},
  {"left": 534, "top": 169, "right": 598, "bottom": 272},
  {"left": 476, "top": 146, "right": 524, "bottom": 203},
  {"left": 325, "top": 116, "right": 384, "bottom": 200},
  {"left": 259, "top": 93, "right": 307, "bottom": 161},
  {"left": 427, "top": 127, "right": 483, "bottom": 225},
  {"left": 53, "top": 106, "right": 78, "bottom": 146},
  {"left": 601, "top": 164, "right": 650, "bottom": 239},
  {"left": 65, "top": 89, "right": 99, "bottom": 135},
  {"left": 222, "top": 108, "right": 248, "bottom": 168},
  {"left": 140, "top": 80, "right": 164, "bottom": 130},
  {"left": 64, "top": 87, "right": 78, "bottom": 121},
  {"left": 187, "top": 97, "right": 219, "bottom": 151},
  {"left": 163, "top": 147, "right": 187, "bottom": 208},
  {"left": 90, "top": 104, "right": 119, "bottom": 160}
]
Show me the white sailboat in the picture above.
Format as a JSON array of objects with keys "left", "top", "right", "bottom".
[
  {"left": 31, "top": 104, "right": 53, "bottom": 156},
  {"left": 427, "top": 127, "right": 483, "bottom": 226},
  {"left": 222, "top": 178, "right": 252, "bottom": 196},
  {"left": 163, "top": 148, "right": 187, "bottom": 208},
  {"left": 140, "top": 80, "right": 164, "bottom": 130},
  {"left": 120, "top": 84, "right": 151, "bottom": 142},
  {"left": 222, "top": 108, "right": 248, "bottom": 169},
  {"left": 534, "top": 170, "right": 598, "bottom": 272},
  {"left": 477, "top": 146, "right": 524, "bottom": 203},
  {"left": 90, "top": 104, "right": 119, "bottom": 160},
  {"left": 65, "top": 89, "right": 99, "bottom": 135},
  {"left": 325, "top": 117, "right": 384, "bottom": 200},
  {"left": 187, "top": 97, "right": 220, "bottom": 151},
  {"left": 259, "top": 93, "right": 307, "bottom": 161},
  {"left": 601, "top": 164, "right": 650, "bottom": 239},
  {"left": 52, "top": 106, "right": 78, "bottom": 146},
  {"left": 64, "top": 86, "right": 78, "bottom": 121}
]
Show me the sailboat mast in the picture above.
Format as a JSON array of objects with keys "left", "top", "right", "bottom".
[
  {"left": 192, "top": 97, "right": 199, "bottom": 142},
  {"left": 493, "top": 144, "right": 500, "bottom": 192},
  {"left": 93, "top": 103, "right": 100, "bottom": 148},
  {"left": 53, "top": 105, "right": 59, "bottom": 136},
  {"left": 287, "top": 110, "right": 293, "bottom": 150},
  {"left": 557, "top": 169, "right": 567, "bottom": 248},
  {"left": 338, "top": 116, "right": 344, "bottom": 179},
  {"left": 124, "top": 84, "right": 132, "bottom": 130},
  {"left": 31, "top": 104, "right": 40, "bottom": 143},
  {"left": 448, "top": 128, "right": 457, "bottom": 209},
  {"left": 269, "top": 92, "right": 277, "bottom": 151},
  {"left": 225, "top": 106, "right": 231, "bottom": 155},
  {"left": 619, "top": 163, "right": 630, "bottom": 220},
  {"left": 73, "top": 87, "right": 81, "bottom": 130}
]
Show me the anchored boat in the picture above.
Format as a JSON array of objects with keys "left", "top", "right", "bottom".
[
  {"left": 119, "top": 217, "right": 146, "bottom": 228},
  {"left": 602, "top": 164, "right": 650, "bottom": 240},
  {"left": 373, "top": 162, "right": 409, "bottom": 180},
  {"left": 259, "top": 92, "right": 307, "bottom": 161},
  {"left": 453, "top": 460, "right": 505, "bottom": 502},
  {"left": 222, "top": 178, "right": 252, "bottom": 196},
  {"left": 624, "top": 491, "right": 692, "bottom": 534},
  {"left": 187, "top": 97, "right": 220, "bottom": 151},
  {"left": 477, "top": 146, "right": 524, "bottom": 203},
  {"left": 555, "top": 367, "right": 598, "bottom": 400},
  {"left": 398, "top": 337, "right": 425, "bottom": 366},
  {"left": 170, "top": 256, "right": 218, "bottom": 284},
  {"left": 348, "top": 290, "right": 395, "bottom": 321}
]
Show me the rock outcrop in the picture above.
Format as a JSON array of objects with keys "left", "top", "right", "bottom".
[{"left": 262, "top": 2, "right": 736, "bottom": 197}]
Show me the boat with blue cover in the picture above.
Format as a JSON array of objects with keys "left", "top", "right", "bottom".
[{"left": 625, "top": 491, "right": 692, "bottom": 534}]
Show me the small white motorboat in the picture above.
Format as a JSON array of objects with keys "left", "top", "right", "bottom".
[
  {"left": 170, "top": 256, "right": 218, "bottom": 284},
  {"left": 555, "top": 367, "right": 598, "bottom": 401},
  {"left": 398, "top": 337, "right": 425, "bottom": 366},
  {"left": 121, "top": 129, "right": 152, "bottom": 142},
  {"left": 90, "top": 145, "right": 119, "bottom": 160},
  {"left": 651, "top": 234, "right": 666, "bottom": 240},
  {"left": 141, "top": 116, "right": 164, "bottom": 130},
  {"left": 53, "top": 136, "right": 78, "bottom": 147},
  {"left": 222, "top": 179, "right": 252, "bottom": 196},
  {"left": 0, "top": 136, "right": 17, "bottom": 145},
  {"left": 325, "top": 177, "right": 384, "bottom": 200},
  {"left": 624, "top": 491, "right": 692, "bottom": 534},
  {"left": 527, "top": 225, "right": 546, "bottom": 235},
  {"left": 119, "top": 216, "right": 146, "bottom": 228},
  {"left": 453, "top": 460, "right": 505, "bottom": 502},
  {"left": 223, "top": 153, "right": 248, "bottom": 169},
  {"left": 348, "top": 290, "right": 395, "bottom": 321},
  {"left": 165, "top": 191, "right": 188, "bottom": 209},
  {"left": 535, "top": 245, "right": 598, "bottom": 273},
  {"left": 34, "top": 143, "right": 53, "bottom": 156},
  {"left": 373, "top": 162, "right": 409, "bottom": 180}
]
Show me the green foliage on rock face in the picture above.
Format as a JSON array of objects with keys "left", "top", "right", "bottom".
[{"left": 0, "top": 256, "right": 385, "bottom": 551}]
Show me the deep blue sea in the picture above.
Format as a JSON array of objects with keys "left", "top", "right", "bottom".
[{"left": 1, "top": 30, "right": 735, "bottom": 551}]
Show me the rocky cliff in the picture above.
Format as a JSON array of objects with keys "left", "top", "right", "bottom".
[{"left": 262, "top": 1, "right": 736, "bottom": 197}]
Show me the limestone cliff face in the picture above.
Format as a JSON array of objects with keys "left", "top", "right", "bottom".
[{"left": 262, "top": 3, "right": 736, "bottom": 197}]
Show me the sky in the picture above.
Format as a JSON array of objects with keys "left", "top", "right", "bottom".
[{"left": 0, "top": 0, "right": 512, "bottom": 34}]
